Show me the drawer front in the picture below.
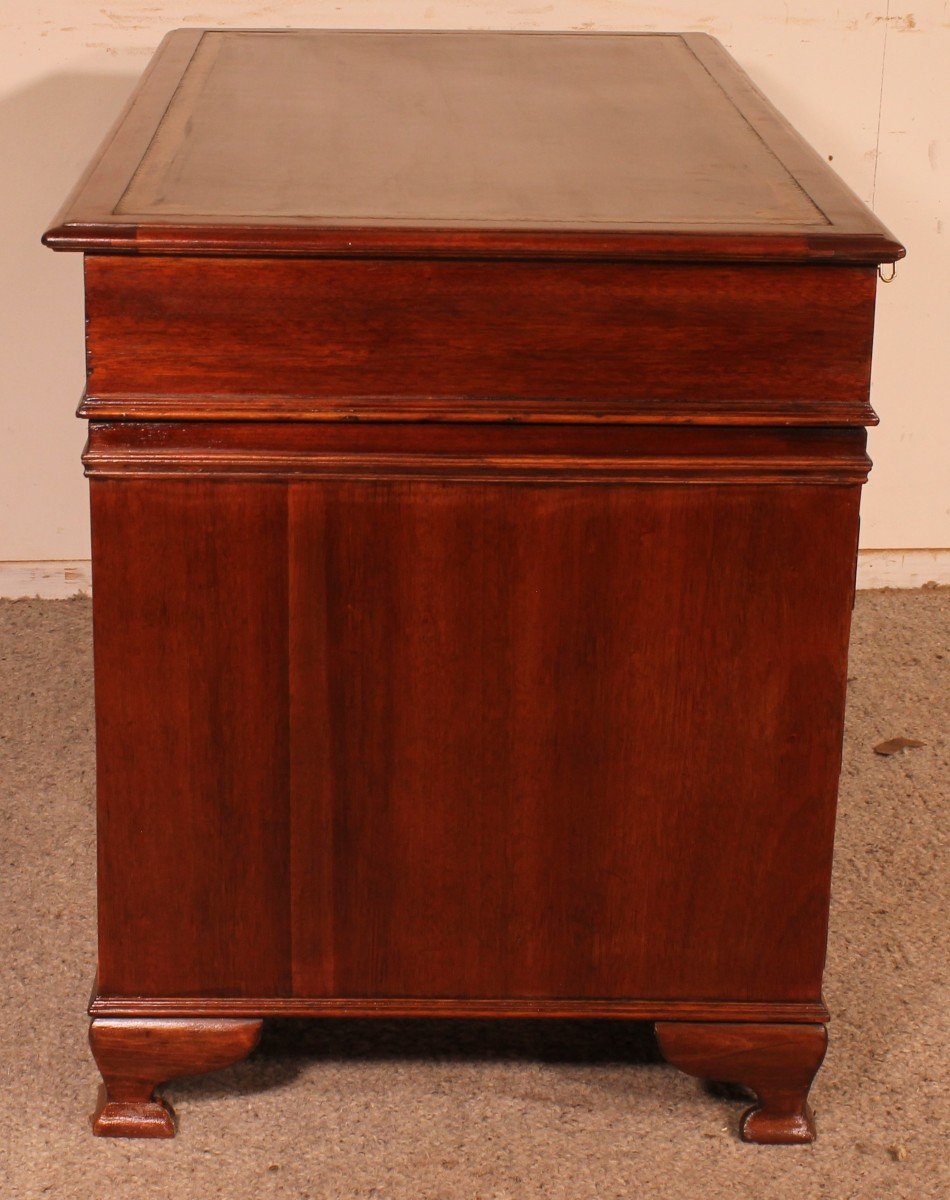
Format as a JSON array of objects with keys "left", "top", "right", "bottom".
[{"left": 83, "top": 256, "right": 877, "bottom": 425}]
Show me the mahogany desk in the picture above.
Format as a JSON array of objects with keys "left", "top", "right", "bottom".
[{"left": 44, "top": 29, "right": 903, "bottom": 1143}]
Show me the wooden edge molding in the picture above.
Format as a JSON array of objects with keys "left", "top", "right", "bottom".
[
  {"left": 42, "top": 222, "right": 905, "bottom": 264},
  {"left": 77, "top": 393, "right": 881, "bottom": 428},
  {"left": 88, "top": 996, "right": 830, "bottom": 1023},
  {"left": 80, "top": 451, "right": 872, "bottom": 486},
  {"left": 81, "top": 421, "right": 872, "bottom": 484},
  {"left": 81, "top": 459, "right": 871, "bottom": 485}
]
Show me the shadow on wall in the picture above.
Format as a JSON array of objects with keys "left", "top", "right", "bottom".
[
  {"left": 0, "top": 69, "right": 138, "bottom": 273},
  {"left": 0, "top": 71, "right": 137, "bottom": 249},
  {"left": 0, "top": 72, "right": 138, "bottom": 395},
  {"left": 0, "top": 73, "right": 138, "bottom": 559}
]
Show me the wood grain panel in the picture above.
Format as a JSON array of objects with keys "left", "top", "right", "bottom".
[
  {"left": 83, "top": 258, "right": 878, "bottom": 421},
  {"left": 91, "top": 471, "right": 858, "bottom": 1004},
  {"left": 286, "top": 480, "right": 859, "bottom": 1002},
  {"left": 92, "top": 480, "right": 292, "bottom": 996}
]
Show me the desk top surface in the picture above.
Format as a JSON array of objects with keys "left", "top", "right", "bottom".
[{"left": 44, "top": 29, "right": 902, "bottom": 262}]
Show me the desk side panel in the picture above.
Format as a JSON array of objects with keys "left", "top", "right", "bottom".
[{"left": 89, "top": 440, "right": 859, "bottom": 1003}]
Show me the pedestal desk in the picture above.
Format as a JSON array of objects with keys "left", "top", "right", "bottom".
[{"left": 44, "top": 29, "right": 903, "bottom": 1142}]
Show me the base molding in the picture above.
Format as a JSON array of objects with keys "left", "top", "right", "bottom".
[
  {"left": 88, "top": 994, "right": 829, "bottom": 1023},
  {"left": 85, "top": 1003, "right": 830, "bottom": 1140}
]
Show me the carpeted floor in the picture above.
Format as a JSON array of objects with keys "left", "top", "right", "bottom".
[{"left": 1, "top": 591, "right": 946, "bottom": 1199}]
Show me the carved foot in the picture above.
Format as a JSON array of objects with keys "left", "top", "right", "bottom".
[
  {"left": 89, "top": 1017, "right": 263, "bottom": 1138},
  {"left": 655, "top": 1021, "right": 827, "bottom": 1144}
]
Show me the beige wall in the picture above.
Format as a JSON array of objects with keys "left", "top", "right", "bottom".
[{"left": 2, "top": 2, "right": 947, "bottom": 566}]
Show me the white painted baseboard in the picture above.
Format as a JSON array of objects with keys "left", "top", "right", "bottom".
[
  {"left": 855, "top": 549, "right": 950, "bottom": 590},
  {"left": 1, "top": 552, "right": 947, "bottom": 599},
  {"left": 0, "top": 560, "right": 92, "bottom": 599}
]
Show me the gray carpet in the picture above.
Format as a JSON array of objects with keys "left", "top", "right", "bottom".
[{"left": 1, "top": 591, "right": 946, "bottom": 1199}]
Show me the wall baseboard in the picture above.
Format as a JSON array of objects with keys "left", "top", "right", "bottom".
[
  {"left": 0, "top": 551, "right": 947, "bottom": 600},
  {"left": 855, "top": 549, "right": 950, "bottom": 590},
  {"left": 0, "top": 560, "right": 92, "bottom": 599}
]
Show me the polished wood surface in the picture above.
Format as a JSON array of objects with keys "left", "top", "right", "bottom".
[
  {"left": 88, "top": 996, "right": 830, "bottom": 1022},
  {"left": 90, "top": 1019, "right": 262, "bottom": 1137},
  {"left": 81, "top": 257, "right": 879, "bottom": 427},
  {"left": 655, "top": 1022, "right": 828, "bottom": 1144},
  {"left": 43, "top": 30, "right": 902, "bottom": 263},
  {"left": 82, "top": 422, "right": 871, "bottom": 483},
  {"left": 90, "top": 472, "right": 859, "bottom": 1005},
  {"left": 43, "top": 29, "right": 902, "bottom": 1140}
]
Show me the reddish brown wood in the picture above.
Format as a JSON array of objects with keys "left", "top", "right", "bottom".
[
  {"left": 43, "top": 29, "right": 900, "bottom": 1143},
  {"left": 655, "top": 1022, "right": 828, "bottom": 1144},
  {"left": 89, "top": 1018, "right": 262, "bottom": 1137},
  {"left": 82, "top": 421, "right": 871, "bottom": 483},
  {"left": 90, "top": 473, "right": 859, "bottom": 1003},
  {"left": 91, "top": 481, "right": 292, "bottom": 998},
  {"left": 82, "top": 257, "right": 879, "bottom": 423},
  {"left": 41, "top": 30, "right": 902, "bottom": 263},
  {"left": 88, "top": 996, "right": 829, "bottom": 1022},
  {"left": 78, "top": 393, "right": 880, "bottom": 428}
]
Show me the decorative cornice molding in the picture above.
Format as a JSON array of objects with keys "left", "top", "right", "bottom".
[
  {"left": 78, "top": 392, "right": 881, "bottom": 428},
  {"left": 88, "top": 994, "right": 831, "bottom": 1023},
  {"left": 81, "top": 420, "right": 873, "bottom": 484}
]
